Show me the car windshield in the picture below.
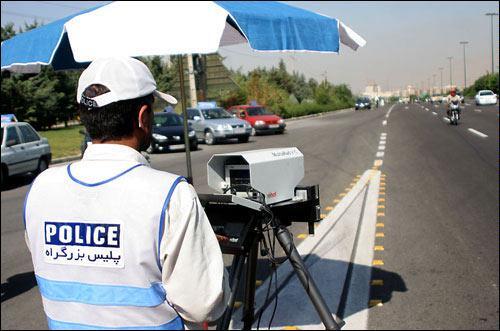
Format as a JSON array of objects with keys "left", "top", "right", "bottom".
[
  {"left": 201, "top": 108, "right": 233, "bottom": 119},
  {"left": 154, "top": 113, "right": 183, "bottom": 127},
  {"left": 480, "top": 91, "right": 494, "bottom": 96},
  {"left": 356, "top": 98, "right": 370, "bottom": 103},
  {"left": 247, "top": 107, "right": 272, "bottom": 116}
]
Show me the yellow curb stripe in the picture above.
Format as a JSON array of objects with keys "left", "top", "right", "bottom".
[
  {"left": 297, "top": 234, "right": 308, "bottom": 239},
  {"left": 371, "top": 279, "right": 384, "bottom": 286},
  {"left": 234, "top": 301, "right": 243, "bottom": 309},
  {"left": 380, "top": 182, "right": 386, "bottom": 187},
  {"left": 339, "top": 193, "right": 347, "bottom": 197},
  {"left": 333, "top": 199, "right": 341, "bottom": 203},
  {"left": 373, "top": 260, "right": 384, "bottom": 266},
  {"left": 374, "top": 246, "right": 384, "bottom": 251},
  {"left": 282, "top": 327, "right": 300, "bottom": 330},
  {"left": 325, "top": 206, "right": 334, "bottom": 211},
  {"left": 379, "top": 192, "right": 386, "bottom": 196},
  {"left": 377, "top": 212, "right": 385, "bottom": 217},
  {"left": 378, "top": 198, "right": 386, "bottom": 202},
  {"left": 369, "top": 300, "right": 383, "bottom": 307},
  {"left": 375, "top": 232, "right": 385, "bottom": 237},
  {"left": 255, "top": 280, "right": 263, "bottom": 287},
  {"left": 376, "top": 223, "right": 384, "bottom": 228},
  {"left": 378, "top": 205, "right": 385, "bottom": 209},
  {"left": 320, "top": 214, "right": 327, "bottom": 219}
]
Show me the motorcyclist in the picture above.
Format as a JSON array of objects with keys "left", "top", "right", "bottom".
[{"left": 446, "top": 87, "right": 462, "bottom": 119}]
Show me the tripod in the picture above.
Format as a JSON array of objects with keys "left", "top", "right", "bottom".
[{"left": 199, "top": 192, "right": 345, "bottom": 330}]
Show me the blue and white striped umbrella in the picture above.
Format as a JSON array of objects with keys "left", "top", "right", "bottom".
[{"left": 1, "top": 1, "right": 366, "bottom": 73}]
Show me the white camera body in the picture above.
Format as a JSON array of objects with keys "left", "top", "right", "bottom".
[{"left": 207, "top": 147, "right": 304, "bottom": 205}]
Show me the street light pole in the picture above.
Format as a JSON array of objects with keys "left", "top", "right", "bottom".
[
  {"left": 485, "top": 13, "right": 499, "bottom": 73},
  {"left": 460, "top": 41, "right": 469, "bottom": 89},
  {"left": 432, "top": 74, "right": 436, "bottom": 95},
  {"left": 447, "top": 56, "right": 453, "bottom": 91},
  {"left": 438, "top": 67, "right": 444, "bottom": 95}
]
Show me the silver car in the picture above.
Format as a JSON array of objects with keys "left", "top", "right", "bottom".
[
  {"left": 1, "top": 122, "right": 51, "bottom": 185},
  {"left": 187, "top": 107, "right": 252, "bottom": 145}
]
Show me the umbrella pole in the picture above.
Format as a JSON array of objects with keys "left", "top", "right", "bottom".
[{"left": 177, "top": 54, "right": 193, "bottom": 184}]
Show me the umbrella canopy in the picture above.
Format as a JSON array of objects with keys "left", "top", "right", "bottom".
[{"left": 1, "top": 1, "right": 365, "bottom": 73}]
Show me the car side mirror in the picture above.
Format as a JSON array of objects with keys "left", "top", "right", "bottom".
[
  {"left": 193, "top": 116, "right": 201, "bottom": 121},
  {"left": 6, "top": 139, "right": 17, "bottom": 147}
]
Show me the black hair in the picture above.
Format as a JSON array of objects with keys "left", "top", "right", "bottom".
[{"left": 78, "top": 84, "right": 154, "bottom": 142}]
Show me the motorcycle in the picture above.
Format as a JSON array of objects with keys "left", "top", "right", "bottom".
[{"left": 448, "top": 100, "right": 460, "bottom": 125}]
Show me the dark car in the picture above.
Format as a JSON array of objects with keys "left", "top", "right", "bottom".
[
  {"left": 150, "top": 112, "right": 197, "bottom": 153},
  {"left": 355, "top": 97, "right": 371, "bottom": 110}
]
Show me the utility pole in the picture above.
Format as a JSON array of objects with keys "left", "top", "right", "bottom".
[
  {"left": 485, "top": 13, "right": 499, "bottom": 73},
  {"left": 427, "top": 77, "right": 431, "bottom": 95},
  {"left": 432, "top": 74, "right": 436, "bottom": 95},
  {"left": 438, "top": 67, "right": 444, "bottom": 95},
  {"left": 447, "top": 56, "right": 453, "bottom": 91},
  {"left": 459, "top": 41, "right": 469, "bottom": 89}
]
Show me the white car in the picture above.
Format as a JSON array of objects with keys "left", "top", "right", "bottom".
[
  {"left": 1, "top": 122, "right": 52, "bottom": 185},
  {"left": 475, "top": 90, "right": 497, "bottom": 105}
]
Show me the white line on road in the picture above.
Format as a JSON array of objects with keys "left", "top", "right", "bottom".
[
  {"left": 468, "top": 128, "right": 488, "bottom": 138},
  {"left": 379, "top": 140, "right": 386, "bottom": 145},
  {"left": 374, "top": 159, "right": 383, "bottom": 167},
  {"left": 425, "top": 108, "right": 429, "bottom": 111},
  {"left": 474, "top": 109, "right": 482, "bottom": 113},
  {"left": 443, "top": 117, "right": 450, "bottom": 122},
  {"left": 382, "top": 120, "right": 387, "bottom": 126},
  {"left": 378, "top": 145, "right": 386, "bottom": 151},
  {"left": 376, "top": 151, "right": 385, "bottom": 158},
  {"left": 432, "top": 112, "right": 437, "bottom": 116}
]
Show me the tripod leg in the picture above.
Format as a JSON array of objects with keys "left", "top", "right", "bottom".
[
  {"left": 217, "top": 254, "right": 245, "bottom": 330},
  {"left": 275, "top": 226, "right": 345, "bottom": 330},
  {"left": 242, "top": 236, "right": 259, "bottom": 331}
]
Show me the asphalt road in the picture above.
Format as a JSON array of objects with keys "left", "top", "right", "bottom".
[{"left": 1, "top": 102, "right": 498, "bottom": 329}]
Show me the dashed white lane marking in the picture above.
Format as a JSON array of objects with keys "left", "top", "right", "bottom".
[
  {"left": 443, "top": 117, "right": 450, "bottom": 123},
  {"left": 382, "top": 120, "right": 387, "bottom": 126},
  {"left": 432, "top": 112, "right": 437, "bottom": 116},
  {"left": 376, "top": 151, "right": 385, "bottom": 158},
  {"left": 374, "top": 159, "right": 383, "bottom": 166},
  {"left": 425, "top": 108, "right": 429, "bottom": 111},
  {"left": 405, "top": 106, "right": 409, "bottom": 110},
  {"left": 468, "top": 128, "right": 488, "bottom": 138},
  {"left": 474, "top": 109, "right": 482, "bottom": 113},
  {"left": 378, "top": 146, "right": 386, "bottom": 151},
  {"left": 380, "top": 140, "right": 386, "bottom": 145}
]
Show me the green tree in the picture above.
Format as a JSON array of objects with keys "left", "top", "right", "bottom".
[{"left": 1, "top": 23, "right": 16, "bottom": 42}]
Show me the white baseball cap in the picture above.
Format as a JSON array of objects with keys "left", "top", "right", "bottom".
[{"left": 77, "top": 57, "right": 177, "bottom": 108}]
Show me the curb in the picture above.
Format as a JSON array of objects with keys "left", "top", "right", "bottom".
[
  {"left": 51, "top": 155, "right": 81, "bottom": 165},
  {"left": 285, "top": 107, "right": 354, "bottom": 122}
]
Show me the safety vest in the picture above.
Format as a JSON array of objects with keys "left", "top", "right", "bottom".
[{"left": 24, "top": 161, "right": 186, "bottom": 330}]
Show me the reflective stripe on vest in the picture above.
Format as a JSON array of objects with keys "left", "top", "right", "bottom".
[{"left": 47, "top": 316, "right": 184, "bottom": 330}]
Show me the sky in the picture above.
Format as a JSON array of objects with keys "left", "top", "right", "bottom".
[{"left": 1, "top": 1, "right": 498, "bottom": 94}]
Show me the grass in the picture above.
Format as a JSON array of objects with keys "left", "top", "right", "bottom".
[{"left": 39, "top": 125, "right": 84, "bottom": 160}]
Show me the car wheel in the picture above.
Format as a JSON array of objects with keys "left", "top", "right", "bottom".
[
  {"left": 190, "top": 140, "right": 198, "bottom": 151},
  {"left": 1, "top": 166, "right": 6, "bottom": 186},
  {"left": 37, "top": 158, "right": 48, "bottom": 175},
  {"left": 205, "top": 131, "right": 215, "bottom": 145},
  {"left": 238, "top": 136, "right": 250, "bottom": 143}
]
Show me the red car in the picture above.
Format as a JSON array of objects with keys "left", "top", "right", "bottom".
[{"left": 228, "top": 105, "right": 286, "bottom": 135}]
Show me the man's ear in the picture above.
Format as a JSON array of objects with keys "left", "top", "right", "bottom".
[{"left": 138, "top": 104, "right": 151, "bottom": 130}]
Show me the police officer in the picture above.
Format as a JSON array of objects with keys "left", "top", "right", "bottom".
[{"left": 24, "top": 57, "right": 229, "bottom": 330}]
